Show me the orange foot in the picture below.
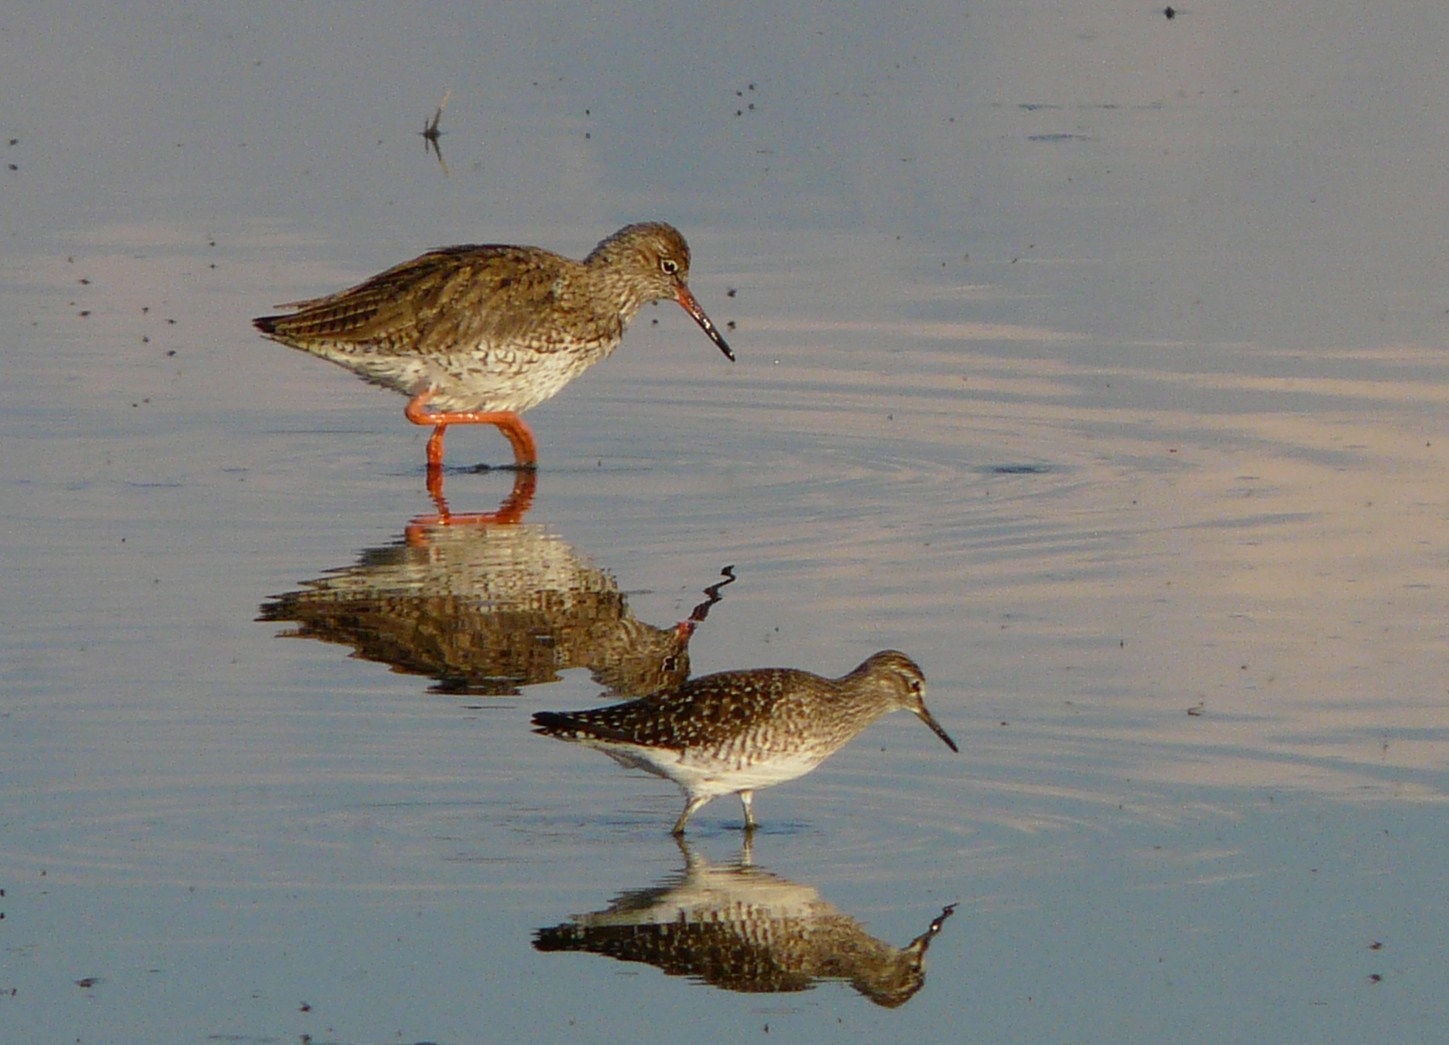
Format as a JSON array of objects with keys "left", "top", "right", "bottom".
[{"left": 405, "top": 390, "right": 539, "bottom": 470}]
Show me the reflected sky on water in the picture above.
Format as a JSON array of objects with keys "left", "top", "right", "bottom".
[{"left": 2, "top": 2, "right": 1448, "bottom": 1042}]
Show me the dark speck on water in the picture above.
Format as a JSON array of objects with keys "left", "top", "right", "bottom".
[{"left": 984, "top": 463, "right": 1053, "bottom": 476}]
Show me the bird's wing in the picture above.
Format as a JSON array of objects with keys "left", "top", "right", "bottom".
[{"left": 265, "top": 245, "right": 577, "bottom": 354}]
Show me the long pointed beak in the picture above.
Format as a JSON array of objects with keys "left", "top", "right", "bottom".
[
  {"left": 915, "top": 706, "right": 959, "bottom": 753},
  {"left": 675, "top": 283, "right": 735, "bottom": 362}
]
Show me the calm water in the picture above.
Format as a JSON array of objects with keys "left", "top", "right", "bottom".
[{"left": 3, "top": 3, "right": 1448, "bottom": 1042}]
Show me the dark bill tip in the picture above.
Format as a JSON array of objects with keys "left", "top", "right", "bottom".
[
  {"left": 676, "top": 285, "right": 735, "bottom": 362},
  {"left": 917, "top": 707, "right": 960, "bottom": 753}
]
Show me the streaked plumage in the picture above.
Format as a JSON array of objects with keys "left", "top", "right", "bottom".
[
  {"left": 533, "top": 650, "right": 958, "bottom": 834},
  {"left": 253, "top": 222, "right": 733, "bottom": 469}
]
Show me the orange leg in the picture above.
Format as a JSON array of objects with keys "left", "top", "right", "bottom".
[{"left": 405, "top": 390, "right": 539, "bottom": 469}]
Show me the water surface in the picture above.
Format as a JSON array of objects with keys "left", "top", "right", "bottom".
[{"left": 3, "top": 3, "right": 1448, "bottom": 1042}]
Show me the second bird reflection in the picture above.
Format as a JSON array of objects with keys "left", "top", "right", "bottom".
[{"left": 535, "top": 841, "right": 955, "bottom": 1007}]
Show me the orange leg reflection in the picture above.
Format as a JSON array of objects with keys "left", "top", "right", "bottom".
[{"left": 407, "top": 467, "right": 537, "bottom": 541}]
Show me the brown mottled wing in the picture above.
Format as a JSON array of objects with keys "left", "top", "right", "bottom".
[
  {"left": 261, "top": 245, "right": 571, "bottom": 355},
  {"left": 533, "top": 670, "right": 800, "bottom": 747}
]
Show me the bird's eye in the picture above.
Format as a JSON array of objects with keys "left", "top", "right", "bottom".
[
  {"left": 660, "top": 257, "right": 680, "bottom": 276},
  {"left": 910, "top": 679, "right": 923, "bottom": 695}
]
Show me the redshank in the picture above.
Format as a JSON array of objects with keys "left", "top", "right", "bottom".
[
  {"left": 532, "top": 650, "right": 958, "bottom": 834},
  {"left": 253, "top": 222, "right": 734, "bottom": 470}
]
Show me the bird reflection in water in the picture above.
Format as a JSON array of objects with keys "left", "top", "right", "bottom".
[
  {"left": 534, "top": 840, "right": 955, "bottom": 1007},
  {"left": 259, "top": 484, "right": 735, "bottom": 698}
]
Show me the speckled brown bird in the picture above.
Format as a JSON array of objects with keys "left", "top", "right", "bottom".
[
  {"left": 253, "top": 222, "right": 734, "bottom": 470},
  {"left": 532, "top": 650, "right": 958, "bottom": 834}
]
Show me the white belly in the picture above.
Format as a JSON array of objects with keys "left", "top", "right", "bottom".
[{"left": 592, "top": 740, "right": 825, "bottom": 798}]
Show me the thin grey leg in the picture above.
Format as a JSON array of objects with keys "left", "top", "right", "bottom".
[
  {"left": 739, "top": 790, "right": 757, "bottom": 831},
  {"left": 672, "top": 794, "right": 711, "bottom": 835}
]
